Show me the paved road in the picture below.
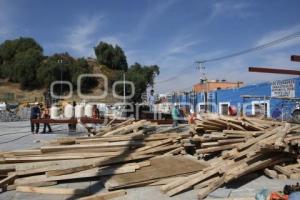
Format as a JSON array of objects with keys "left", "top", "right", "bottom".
[{"left": 0, "top": 121, "right": 297, "bottom": 200}]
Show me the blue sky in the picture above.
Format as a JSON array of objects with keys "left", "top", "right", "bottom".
[{"left": 1, "top": 0, "right": 300, "bottom": 93}]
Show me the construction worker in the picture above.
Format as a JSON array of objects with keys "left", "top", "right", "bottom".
[
  {"left": 41, "top": 106, "right": 52, "bottom": 133},
  {"left": 171, "top": 104, "right": 180, "bottom": 127},
  {"left": 30, "top": 102, "right": 40, "bottom": 134},
  {"left": 188, "top": 107, "right": 196, "bottom": 124},
  {"left": 68, "top": 101, "right": 77, "bottom": 132},
  {"left": 92, "top": 105, "right": 100, "bottom": 119},
  {"left": 148, "top": 89, "right": 155, "bottom": 112}
]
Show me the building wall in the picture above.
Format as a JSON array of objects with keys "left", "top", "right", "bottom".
[
  {"left": 215, "top": 82, "right": 271, "bottom": 115},
  {"left": 175, "top": 77, "right": 300, "bottom": 120},
  {"left": 193, "top": 81, "right": 243, "bottom": 93}
]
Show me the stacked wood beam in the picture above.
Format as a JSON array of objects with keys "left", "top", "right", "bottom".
[
  {"left": 1, "top": 116, "right": 299, "bottom": 199},
  {"left": 161, "top": 116, "right": 300, "bottom": 199},
  {"left": 0, "top": 120, "right": 189, "bottom": 199}
]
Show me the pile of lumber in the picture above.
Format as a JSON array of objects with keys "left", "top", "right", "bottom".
[
  {"left": 184, "top": 116, "right": 284, "bottom": 158},
  {"left": 1, "top": 116, "right": 300, "bottom": 200},
  {"left": 0, "top": 120, "right": 189, "bottom": 199},
  {"left": 160, "top": 116, "right": 300, "bottom": 199}
]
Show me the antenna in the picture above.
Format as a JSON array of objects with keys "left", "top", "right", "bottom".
[{"left": 196, "top": 61, "right": 207, "bottom": 82}]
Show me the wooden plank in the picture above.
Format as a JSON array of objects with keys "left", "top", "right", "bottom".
[
  {"left": 14, "top": 154, "right": 153, "bottom": 176},
  {"left": 15, "top": 166, "right": 137, "bottom": 185},
  {"left": 166, "top": 168, "right": 220, "bottom": 196},
  {"left": 102, "top": 120, "right": 148, "bottom": 136},
  {"left": 79, "top": 190, "right": 126, "bottom": 200},
  {"left": 223, "top": 130, "right": 263, "bottom": 136},
  {"left": 136, "top": 139, "right": 174, "bottom": 152},
  {"left": 4, "top": 181, "right": 57, "bottom": 191},
  {"left": 201, "top": 142, "right": 219, "bottom": 148},
  {"left": 105, "top": 156, "right": 206, "bottom": 190},
  {"left": 237, "top": 126, "right": 281, "bottom": 151},
  {"left": 0, "top": 163, "right": 16, "bottom": 172},
  {"left": 3, "top": 149, "right": 41, "bottom": 157},
  {"left": 135, "top": 144, "right": 181, "bottom": 155},
  {"left": 196, "top": 144, "right": 239, "bottom": 154},
  {"left": 16, "top": 186, "right": 87, "bottom": 195},
  {"left": 217, "top": 138, "right": 245, "bottom": 145},
  {"left": 46, "top": 165, "right": 94, "bottom": 177},
  {"left": 277, "top": 174, "right": 287, "bottom": 180},
  {"left": 3, "top": 152, "right": 125, "bottom": 163},
  {"left": 290, "top": 173, "right": 300, "bottom": 179},
  {"left": 0, "top": 173, "right": 16, "bottom": 188},
  {"left": 274, "top": 165, "right": 293, "bottom": 177},
  {"left": 274, "top": 123, "right": 291, "bottom": 148},
  {"left": 164, "top": 147, "right": 184, "bottom": 155},
  {"left": 46, "top": 161, "right": 149, "bottom": 177},
  {"left": 193, "top": 176, "right": 220, "bottom": 189},
  {"left": 197, "top": 176, "right": 224, "bottom": 199},
  {"left": 264, "top": 168, "right": 277, "bottom": 179},
  {"left": 41, "top": 141, "right": 143, "bottom": 153}
]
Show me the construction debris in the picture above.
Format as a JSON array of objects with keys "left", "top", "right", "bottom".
[{"left": 0, "top": 116, "right": 299, "bottom": 199}]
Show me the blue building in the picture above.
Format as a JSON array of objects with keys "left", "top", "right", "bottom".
[{"left": 173, "top": 77, "right": 300, "bottom": 121}]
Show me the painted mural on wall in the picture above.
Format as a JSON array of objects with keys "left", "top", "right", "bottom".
[{"left": 271, "top": 79, "right": 295, "bottom": 98}]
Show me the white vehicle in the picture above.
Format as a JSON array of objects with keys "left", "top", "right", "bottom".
[
  {"left": 96, "top": 103, "right": 109, "bottom": 116},
  {"left": 0, "top": 102, "right": 7, "bottom": 111}
]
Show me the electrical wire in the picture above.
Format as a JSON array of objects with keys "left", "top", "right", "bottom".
[
  {"left": 156, "top": 30, "right": 300, "bottom": 84},
  {"left": 196, "top": 31, "right": 300, "bottom": 63},
  {"left": 0, "top": 128, "right": 66, "bottom": 137},
  {"left": 0, "top": 133, "right": 32, "bottom": 144}
]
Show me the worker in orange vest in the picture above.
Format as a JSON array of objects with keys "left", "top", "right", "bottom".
[
  {"left": 41, "top": 106, "right": 52, "bottom": 133},
  {"left": 188, "top": 108, "right": 196, "bottom": 124}
]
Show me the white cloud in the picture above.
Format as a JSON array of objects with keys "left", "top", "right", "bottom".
[
  {"left": 150, "top": 33, "right": 202, "bottom": 66},
  {"left": 63, "top": 15, "right": 104, "bottom": 57},
  {"left": 166, "top": 36, "right": 202, "bottom": 56},
  {"left": 155, "top": 23, "right": 300, "bottom": 93},
  {"left": 210, "top": 1, "right": 254, "bottom": 20},
  {"left": 156, "top": 38, "right": 300, "bottom": 93},
  {"left": 254, "top": 24, "right": 300, "bottom": 51}
]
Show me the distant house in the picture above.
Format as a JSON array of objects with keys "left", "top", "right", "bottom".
[
  {"left": 193, "top": 80, "right": 243, "bottom": 93},
  {"left": 172, "top": 77, "right": 300, "bottom": 121}
]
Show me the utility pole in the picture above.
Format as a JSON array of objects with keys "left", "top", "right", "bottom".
[
  {"left": 123, "top": 72, "right": 126, "bottom": 104},
  {"left": 57, "top": 59, "right": 63, "bottom": 100},
  {"left": 196, "top": 61, "right": 208, "bottom": 112}
]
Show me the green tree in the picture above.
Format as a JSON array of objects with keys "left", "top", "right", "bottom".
[
  {"left": 37, "top": 53, "right": 96, "bottom": 94},
  {"left": 14, "top": 49, "right": 43, "bottom": 88},
  {"left": 0, "top": 37, "right": 43, "bottom": 84},
  {"left": 112, "top": 45, "right": 128, "bottom": 70},
  {"left": 0, "top": 37, "right": 42, "bottom": 62},
  {"left": 94, "top": 41, "right": 128, "bottom": 70},
  {"left": 116, "top": 63, "right": 159, "bottom": 103}
]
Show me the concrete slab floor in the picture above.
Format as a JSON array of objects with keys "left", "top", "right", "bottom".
[{"left": 0, "top": 121, "right": 298, "bottom": 200}]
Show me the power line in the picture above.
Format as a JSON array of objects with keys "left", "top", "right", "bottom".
[
  {"left": 196, "top": 31, "right": 300, "bottom": 64},
  {"left": 156, "top": 30, "right": 300, "bottom": 84}
]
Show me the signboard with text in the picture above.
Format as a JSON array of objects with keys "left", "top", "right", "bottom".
[{"left": 271, "top": 79, "right": 295, "bottom": 98}]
